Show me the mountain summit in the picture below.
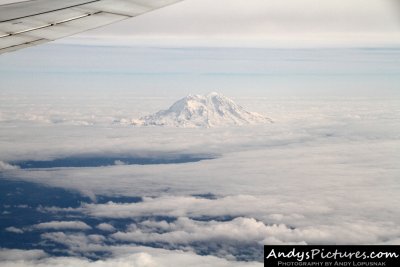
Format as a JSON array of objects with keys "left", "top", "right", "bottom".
[{"left": 132, "top": 92, "right": 272, "bottom": 128}]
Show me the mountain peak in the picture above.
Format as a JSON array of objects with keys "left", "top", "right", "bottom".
[{"left": 132, "top": 93, "right": 272, "bottom": 128}]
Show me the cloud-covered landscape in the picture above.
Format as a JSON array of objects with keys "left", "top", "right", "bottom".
[
  {"left": 0, "top": 0, "right": 400, "bottom": 266},
  {"left": 1, "top": 84, "right": 399, "bottom": 265}
]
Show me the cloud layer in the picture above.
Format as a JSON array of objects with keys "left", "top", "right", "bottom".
[
  {"left": 0, "top": 86, "right": 399, "bottom": 265},
  {"left": 0, "top": 247, "right": 261, "bottom": 267},
  {"left": 72, "top": 0, "right": 400, "bottom": 47}
]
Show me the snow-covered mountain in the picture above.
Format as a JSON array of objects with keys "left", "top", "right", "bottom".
[{"left": 132, "top": 92, "right": 272, "bottom": 128}]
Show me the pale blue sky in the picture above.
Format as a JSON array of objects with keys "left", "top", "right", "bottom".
[
  {"left": 0, "top": 0, "right": 399, "bottom": 97},
  {"left": 0, "top": 44, "right": 399, "bottom": 97}
]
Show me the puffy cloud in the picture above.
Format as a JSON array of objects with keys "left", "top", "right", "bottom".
[
  {"left": 37, "top": 191, "right": 400, "bottom": 248},
  {"left": 0, "top": 249, "right": 47, "bottom": 261},
  {"left": 111, "top": 217, "right": 305, "bottom": 248},
  {"left": 36, "top": 193, "right": 400, "bottom": 251},
  {"left": 78, "top": 195, "right": 330, "bottom": 221},
  {"left": 96, "top": 223, "right": 116, "bottom": 232},
  {"left": 5, "top": 226, "right": 24, "bottom": 234},
  {"left": 40, "top": 232, "right": 107, "bottom": 257},
  {"left": 0, "top": 247, "right": 261, "bottom": 267},
  {"left": 33, "top": 221, "right": 91, "bottom": 231},
  {"left": 112, "top": 216, "right": 400, "bottom": 246},
  {"left": 0, "top": 161, "right": 19, "bottom": 171}
]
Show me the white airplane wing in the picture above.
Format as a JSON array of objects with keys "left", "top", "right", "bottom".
[{"left": 0, "top": 0, "right": 182, "bottom": 54}]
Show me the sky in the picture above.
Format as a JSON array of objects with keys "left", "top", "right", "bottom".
[
  {"left": 66, "top": 0, "right": 400, "bottom": 47},
  {"left": 1, "top": 0, "right": 399, "bottom": 97},
  {"left": 1, "top": 45, "right": 399, "bottom": 97}
]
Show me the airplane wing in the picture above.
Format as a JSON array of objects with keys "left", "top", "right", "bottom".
[{"left": 0, "top": 0, "right": 182, "bottom": 54}]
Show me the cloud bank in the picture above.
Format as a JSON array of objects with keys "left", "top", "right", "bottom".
[
  {"left": 0, "top": 247, "right": 261, "bottom": 267},
  {"left": 0, "top": 92, "right": 399, "bottom": 265}
]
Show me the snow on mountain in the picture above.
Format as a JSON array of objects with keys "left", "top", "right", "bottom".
[{"left": 132, "top": 92, "right": 272, "bottom": 128}]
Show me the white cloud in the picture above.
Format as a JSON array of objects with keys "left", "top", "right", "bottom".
[
  {"left": 0, "top": 161, "right": 19, "bottom": 171},
  {"left": 5, "top": 226, "right": 24, "bottom": 234},
  {"left": 0, "top": 247, "right": 261, "bottom": 267},
  {"left": 75, "top": 195, "right": 334, "bottom": 227},
  {"left": 37, "top": 192, "right": 400, "bottom": 246},
  {"left": 84, "top": 198, "right": 400, "bottom": 245},
  {"left": 0, "top": 249, "right": 47, "bottom": 261},
  {"left": 0, "top": 93, "right": 399, "bottom": 262},
  {"left": 112, "top": 217, "right": 306, "bottom": 245},
  {"left": 96, "top": 223, "right": 116, "bottom": 232},
  {"left": 40, "top": 232, "right": 107, "bottom": 256},
  {"left": 33, "top": 221, "right": 92, "bottom": 231},
  {"left": 114, "top": 160, "right": 126, "bottom": 166}
]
